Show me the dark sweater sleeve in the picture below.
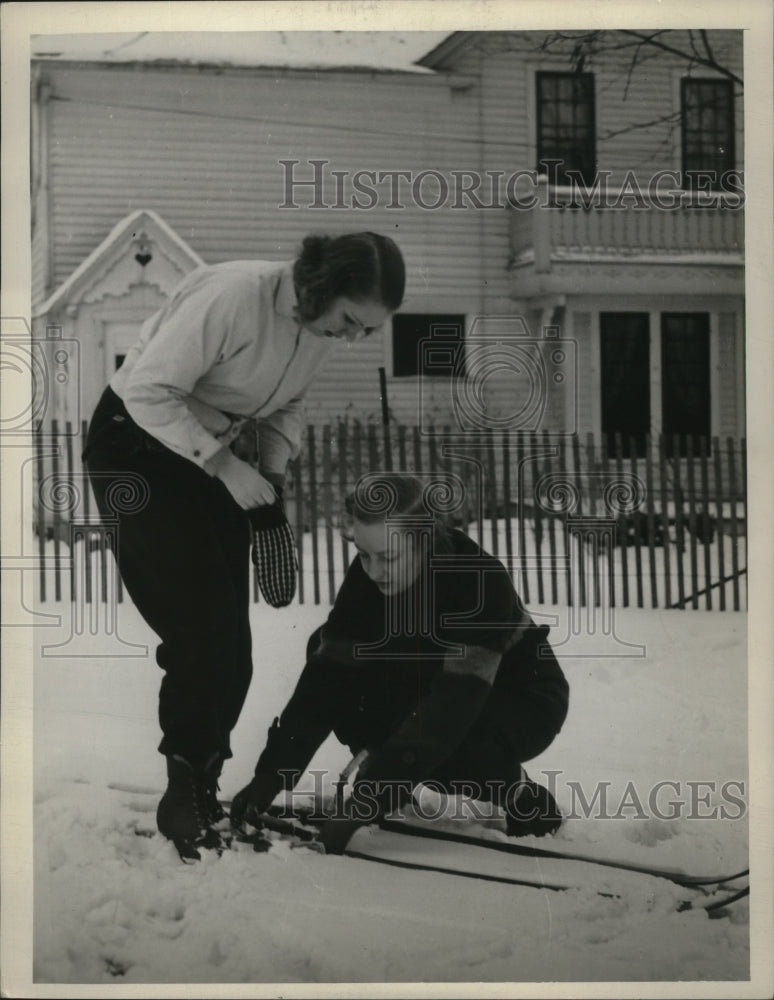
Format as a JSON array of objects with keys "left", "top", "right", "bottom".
[
  {"left": 359, "top": 648, "right": 498, "bottom": 785},
  {"left": 254, "top": 654, "right": 357, "bottom": 791}
]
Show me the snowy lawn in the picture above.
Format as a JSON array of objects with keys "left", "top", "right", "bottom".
[{"left": 32, "top": 599, "right": 749, "bottom": 984}]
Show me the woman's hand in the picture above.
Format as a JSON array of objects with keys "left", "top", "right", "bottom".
[
  {"left": 215, "top": 452, "right": 277, "bottom": 509},
  {"left": 229, "top": 773, "right": 280, "bottom": 831}
]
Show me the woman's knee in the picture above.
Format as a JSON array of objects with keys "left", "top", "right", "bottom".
[{"left": 305, "top": 625, "right": 324, "bottom": 661}]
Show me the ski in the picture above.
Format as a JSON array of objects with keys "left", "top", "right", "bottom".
[
  {"left": 376, "top": 816, "right": 749, "bottom": 890},
  {"left": 128, "top": 786, "right": 748, "bottom": 907},
  {"left": 261, "top": 803, "right": 749, "bottom": 891},
  {"left": 251, "top": 809, "right": 747, "bottom": 914},
  {"left": 343, "top": 846, "right": 746, "bottom": 915}
]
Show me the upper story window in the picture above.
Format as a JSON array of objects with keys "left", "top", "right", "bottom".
[
  {"left": 392, "top": 314, "right": 466, "bottom": 378},
  {"left": 536, "top": 71, "right": 596, "bottom": 186},
  {"left": 681, "top": 78, "right": 735, "bottom": 191}
]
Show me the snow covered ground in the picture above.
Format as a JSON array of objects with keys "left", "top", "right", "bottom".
[{"left": 28, "top": 589, "right": 752, "bottom": 987}]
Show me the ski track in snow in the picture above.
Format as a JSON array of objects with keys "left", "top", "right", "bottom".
[{"left": 32, "top": 599, "right": 749, "bottom": 984}]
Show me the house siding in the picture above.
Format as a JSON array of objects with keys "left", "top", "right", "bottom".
[
  {"left": 573, "top": 311, "right": 595, "bottom": 438},
  {"left": 32, "top": 30, "right": 744, "bottom": 433},
  {"left": 40, "top": 62, "right": 502, "bottom": 425},
  {"left": 43, "top": 65, "right": 487, "bottom": 302}
]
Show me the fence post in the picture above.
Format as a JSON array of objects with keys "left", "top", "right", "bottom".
[
  {"left": 532, "top": 431, "right": 545, "bottom": 605},
  {"left": 412, "top": 425, "right": 422, "bottom": 473},
  {"left": 727, "top": 437, "right": 740, "bottom": 611},
  {"left": 35, "top": 421, "right": 47, "bottom": 602},
  {"left": 672, "top": 434, "right": 686, "bottom": 609},
  {"left": 685, "top": 435, "right": 699, "bottom": 610},
  {"left": 397, "top": 424, "right": 407, "bottom": 472},
  {"left": 379, "top": 367, "right": 393, "bottom": 472},
  {"left": 516, "top": 432, "right": 530, "bottom": 604},
  {"left": 645, "top": 434, "right": 658, "bottom": 609},
  {"left": 486, "top": 430, "right": 498, "bottom": 557},
  {"left": 614, "top": 434, "right": 628, "bottom": 608},
  {"left": 600, "top": 433, "right": 614, "bottom": 609},
  {"left": 699, "top": 437, "right": 713, "bottom": 610},
  {"left": 629, "top": 435, "right": 643, "bottom": 609},
  {"left": 572, "top": 434, "right": 586, "bottom": 608},
  {"left": 308, "top": 425, "right": 320, "bottom": 605},
  {"left": 367, "top": 423, "right": 379, "bottom": 471},
  {"left": 557, "top": 435, "right": 571, "bottom": 607},
  {"left": 51, "top": 419, "right": 62, "bottom": 601},
  {"left": 585, "top": 432, "right": 599, "bottom": 606},
  {"left": 657, "top": 434, "right": 672, "bottom": 609},
  {"left": 740, "top": 436, "right": 747, "bottom": 608},
  {"left": 712, "top": 436, "right": 726, "bottom": 611},
  {"left": 65, "top": 423, "right": 76, "bottom": 600},
  {"left": 322, "top": 426, "right": 336, "bottom": 604},
  {"left": 293, "top": 453, "right": 305, "bottom": 605}
]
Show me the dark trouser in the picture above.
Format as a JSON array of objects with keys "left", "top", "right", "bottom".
[
  {"left": 84, "top": 387, "right": 253, "bottom": 762},
  {"left": 305, "top": 624, "right": 568, "bottom": 813},
  {"left": 422, "top": 705, "right": 561, "bottom": 815}
]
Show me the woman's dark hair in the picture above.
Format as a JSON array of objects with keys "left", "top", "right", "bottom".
[
  {"left": 343, "top": 473, "right": 454, "bottom": 553},
  {"left": 294, "top": 231, "right": 405, "bottom": 323}
]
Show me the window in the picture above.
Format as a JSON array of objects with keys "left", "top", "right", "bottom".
[
  {"left": 392, "top": 314, "right": 466, "bottom": 378},
  {"left": 536, "top": 72, "right": 596, "bottom": 186},
  {"left": 681, "top": 78, "right": 734, "bottom": 190},
  {"left": 661, "top": 313, "right": 710, "bottom": 455},
  {"left": 600, "top": 312, "right": 712, "bottom": 458},
  {"left": 600, "top": 313, "right": 650, "bottom": 458}
]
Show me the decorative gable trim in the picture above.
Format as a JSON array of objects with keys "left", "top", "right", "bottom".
[{"left": 34, "top": 209, "right": 205, "bottom": 318}]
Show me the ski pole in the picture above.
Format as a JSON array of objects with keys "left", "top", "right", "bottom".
[{"left": 333, "top": 748, "right": 370, "bottom": 814}]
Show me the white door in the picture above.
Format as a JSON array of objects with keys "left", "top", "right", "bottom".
[{"left": 103, "top": 321, "right": 142, "bottom": 379}]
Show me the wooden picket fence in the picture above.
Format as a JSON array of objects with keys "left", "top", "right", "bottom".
[{"left": 33, "top": 420, "right": 747, "bottom": 612}]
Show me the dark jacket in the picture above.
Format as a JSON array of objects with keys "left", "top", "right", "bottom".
[{"left": 255, "top": 528, "right": 569, "bottom": 792}]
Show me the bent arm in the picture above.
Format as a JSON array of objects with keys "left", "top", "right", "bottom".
[
  {"left": 120, "top": 276, "right": 251, "bottom": 472},
  {"left": 360, "top": 645, "right": 501, "bottom": 785},
  {"left": 252, "top": 654, "right": 357, "bottom": 795},
  {"left": 255, "top": 395, "right": 305, "bottom": 481}
]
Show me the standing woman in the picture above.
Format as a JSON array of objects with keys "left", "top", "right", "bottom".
[
  {"left": 231, "top": 474, "right": 570, "bottom": 853},
  {"left": 83, "top": 233, "right": 405, "bottom": 857}
]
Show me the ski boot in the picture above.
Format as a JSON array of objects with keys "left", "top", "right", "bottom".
[
  {"left": 201, "top": 752, "right": 227, "bottom": 826},
  {"left": 504, "top": 771, "right": 563, "bottom": 838},
  {"left": 157, "top": 754, "right": 226, "bottom": 861}
]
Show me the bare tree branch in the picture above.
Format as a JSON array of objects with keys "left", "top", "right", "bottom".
[
  {"left": 622, "top": 30, "right": 743, "bottom": 87},
  {"left": 599, "top": 110, "right": 683, "bottom": 143},
  {"left": 687, "top": 30, "right": 703, "bottom": 64},
  {"left": 529, "top": 28, "right": 743, "bottom": 90},
  {"left": 622, "top": 37, "right": 647, "bottom": 101}
]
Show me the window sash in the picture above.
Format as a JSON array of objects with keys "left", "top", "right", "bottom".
[
  {"left": 681, "top": 78, "right": 735, "bottom": 189},
  {"left": 536, "top": 72, "right": 596, "bottom": 186}
]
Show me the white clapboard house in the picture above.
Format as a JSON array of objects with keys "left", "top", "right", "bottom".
[{"left": 30, "top": 30, "right": 744, "bottom": 447}]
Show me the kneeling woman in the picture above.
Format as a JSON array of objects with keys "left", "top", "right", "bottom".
[{"left": 232, "top": 474, "right": 569, "bottom": 851}]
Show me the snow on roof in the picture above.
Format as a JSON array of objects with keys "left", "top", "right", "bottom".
[{"left": 30, "top": 31, "right": 452, "bottom": 73}]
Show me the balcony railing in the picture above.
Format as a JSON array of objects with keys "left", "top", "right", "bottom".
[{"left": 509, "top": 180, "right": 744, "bottom": 273}]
